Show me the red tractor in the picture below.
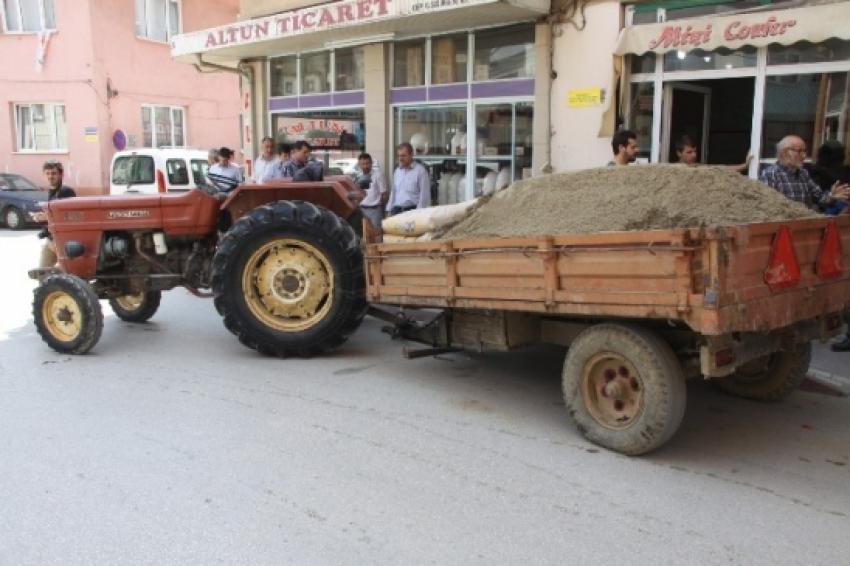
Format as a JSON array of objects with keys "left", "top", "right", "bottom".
[{"left": 30, "top": 180, "right": 369, "bottom": 356}]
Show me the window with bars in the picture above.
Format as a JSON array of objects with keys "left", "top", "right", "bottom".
[
  {"left": 15, "top": 102, "right": 67, "bottom": 151},
  {"left": 2, "top": 0, "right": 55, "bottom": 32},
  {"left": 142, "top": 105, "right": 186, "bottom": 147},
  {"left": 135, "top": 0, "right": 180, "bottom": 42}
]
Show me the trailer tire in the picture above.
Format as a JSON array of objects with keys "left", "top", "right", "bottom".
[
  {"left": 211, "top": 200, "right": 367, "bottom": 358},
  {"left": 33, "top": 273, "right": 103, "bottom": 354},
  {"left": 714, "top": 342, "right": 811, "bottom": 402},
  {"left": 562, "top": 323, "right": 686, "bottom": 456},
  {"left": 109, "top": 291, "right": 161, "bottom": 322}
]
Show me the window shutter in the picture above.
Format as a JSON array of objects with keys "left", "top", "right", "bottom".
[{"left": 134, "top": 0, "right": 146, "bottom": 36}]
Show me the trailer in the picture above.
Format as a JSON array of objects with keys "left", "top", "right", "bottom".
[{"left": 363, "top": 216, "right": 850, "bottom": 455}]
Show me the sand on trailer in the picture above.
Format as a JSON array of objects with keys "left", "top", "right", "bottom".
[{"left": 441, "top": 165, "right": 817, "bottom": 239}]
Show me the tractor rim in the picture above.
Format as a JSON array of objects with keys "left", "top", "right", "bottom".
[
  {"left": 242, "top": 238, "right": 334, "bottom": 332},
  {"left": 115, "top": 293, "right": 144, "bottom": 311},
  {"left": 42, "top": 290, "right": 83, "bottom": 342},
  {"left": 581, "top": 352, "right": 645, "bottom": 430}
]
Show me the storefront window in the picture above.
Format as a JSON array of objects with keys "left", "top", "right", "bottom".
[
  {"left": 761, "top": 72, "right": 849, "bottom": 158},
  {"left": 301, "top": 51, "right": 331, "bottom": 94},
  {"left": 394, "top": 105, "right": 467, "bottom": 204},
  {"left": 474, "top": 102, "right": 533, "bottom": 194},
  {"left": 335, "top": 47, "right": 364, "bottom": 91},
  {"left": 431, "top": 33, "right": 468, "bottom": 85},
  {"left": 767, "top": 39, "right": 850, "bottom": 66},
  {"left": 663, "top": 47, "right": 756, "bottom": 72},
  {"left": 628, "top": 82, "right": 654, "bottom": 162},
  {"left": 272, "top": 109, "right": 365, "bottom": 169},
  {"left": 474, "top": 24, "right": 534, "bottom": 81},
  {"left": 631, "top": 53, "right": 655, "bottom": 75},
  {"left": 394, "top": 39, "right": 426, "bottom": 87},
  {"left": 270, "top": 55, "right": 297, "bottom": 97}
]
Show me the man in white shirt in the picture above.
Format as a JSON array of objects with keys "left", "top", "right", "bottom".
[
  {"left": 388, "top": 142, "right": 430, "bottom": 215},
  {"left": 253, "top": 137, "right": 279, "bottom": 183},
  {"left": 207, "top": 147, "right": 244, "bottom": 193},
  {"left": 355, "top": 152, "right": 387, "bottom": 229}
]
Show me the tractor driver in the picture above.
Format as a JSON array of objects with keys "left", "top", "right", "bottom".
[{"left": 33, "top": 160, "right": 76, "bottom": 268}]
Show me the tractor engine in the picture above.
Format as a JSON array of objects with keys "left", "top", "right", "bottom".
[{"left": 97, "top": 231, "right": 216, "bottom": 296}]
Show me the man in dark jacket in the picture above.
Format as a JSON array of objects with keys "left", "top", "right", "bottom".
[{"left": 36, "top": 160, "right": 76, "bottom": 267}]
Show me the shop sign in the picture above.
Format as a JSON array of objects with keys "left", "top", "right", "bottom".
[
  {"left": 648, "top": 15, "right": 796, "bottom": 51},
  {"left": 568, "top": 88, "right": 603, "bottom": 108},
  {"left": 276, "top": 117, "right": 362, "bottom": 148},
  {"left": 204, "top": 0, "right": 391, "bottom": 48},
  {"left": 186, "top": 0, "right": 482, "bottom": 52}
]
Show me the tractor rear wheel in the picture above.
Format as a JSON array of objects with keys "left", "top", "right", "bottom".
[
  {"left": 109, "top": 291, "right": 161, "bottom": 322},
  {"left": 33, "top": 273, "right": 103, "bottom": 354},
  {"left": 211, "top": 200, "right": 367, "bottom": 357}
]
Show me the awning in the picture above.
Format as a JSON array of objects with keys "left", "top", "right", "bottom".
[
  {"left": 171, "top": 0, "right": 549, "bottom": 67},
  {"left": 614, "top": 2, "right": 850, "bottom": 56}
]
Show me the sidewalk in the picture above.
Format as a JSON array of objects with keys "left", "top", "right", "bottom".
[{"left": 808, "top": 339, "right": 850, "bottom": 396}]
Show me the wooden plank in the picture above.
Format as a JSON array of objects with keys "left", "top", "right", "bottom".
[
  {"left": 382, "top": 275, "right": 449, "bottom": 287},
  {"left": 379, "top": 258, "right": 448, "bottom": 276},
  {"left": 552, "top": 290, "right": 682, "bottom": 306},
  {"left": 457, "top": 254, "right": 544, "bottom": 276},
  {"left": 560, "top": 275, "right": 680, "bottom": 293},
  {"left": 556, "top": 252, "right": 678, "bottom": 277},
  {"left": 459, "top": 275, "right": 547, "bottom": 289},
  {"left": 454, "top": 287, "right": 547, "bottom": 301},
  {"left": 541, "top": 237, "right": 558, "bottom": 307}
]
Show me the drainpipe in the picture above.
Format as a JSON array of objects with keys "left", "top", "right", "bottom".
[{"left": 192, "top": 55, "right": 256, "bottom": 169}]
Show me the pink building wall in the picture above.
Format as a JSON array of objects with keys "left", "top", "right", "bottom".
[{"left": 0, "top": 0, "right": 240, "bottom": 194}]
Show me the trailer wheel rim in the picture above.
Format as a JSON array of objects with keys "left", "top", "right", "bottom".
[
  {"left": 242, "top": 238, "right": 334, "bottom": 332},
  {"left": 42, "top": 290, "right": 83, "bottom": 342},
  {"left": 114, "top": 293, "right": 144, "bottom": 311},
  {"left": 581, "top": 352, "right": 645, "bottom": 430}
]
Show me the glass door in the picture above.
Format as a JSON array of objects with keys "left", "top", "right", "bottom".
[{"left": 661, "top": 83, "right": 711, "bottom": 163}]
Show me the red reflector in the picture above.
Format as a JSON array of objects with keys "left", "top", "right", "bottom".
[
  {"left": 764, "top": 225, "right": 801, "bottom": 291},
  {"left": 816, "top": 220, "right": 843, "bottom": 280},
  {"left": 156, "top": 170, "right": 166, "bottom": 193},
  {"left": 715, "top": 348, "right": 735, "bottom": 368}
]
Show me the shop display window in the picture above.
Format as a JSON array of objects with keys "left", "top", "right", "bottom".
[
  {"left": 663, "top": 46, "right": 756, "bottom": 72},
  {"left": 473, "top": 24, "right": 535, "bottom": 81},
  {"left": 628, "top": 83, "right": 654, "bottom": 162},
  {"left": 393, "top": 102, "right": 533, "bottom": 204},
  {"left": 301, "top": 51, "right": 331, "bottom": 94},
  {"left": 431, "top": 33, "right": 468, "bottom": 85},
  {"left": 335, "top": 47, "right": 364, "bottom": 91},
  {"left": 768, "top": 39, "right": 850, "bottom": 66},
  {"left": 761, "top": 72, "right": 849, "bottom": 158},
  {"left": 270, "top": 55, "right": 297, "bottom": 97},
  {"left": 273, "top": 109, "right": 365, "bottom": 171},
  {"left": 394, "top": 105, "right": 468, "bottom": 204},
  {"left": 393, "top": 40, "right": 426, "bottom": 87}
]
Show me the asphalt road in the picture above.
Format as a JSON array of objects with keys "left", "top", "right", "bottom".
[{"left": 1, "top": 231, "right": 849, "bottom": 565}]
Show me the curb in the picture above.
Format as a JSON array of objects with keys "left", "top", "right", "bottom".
[{"left": 806, "top": 368, "right": 850, "bottom": 396}]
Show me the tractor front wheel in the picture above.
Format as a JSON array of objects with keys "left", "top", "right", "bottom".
[
  {"left": 33, "top": 274, "right": 103, "bottom": 354},
  {"left": 211, "top": 200, "right": 367, "bottom": 357}
]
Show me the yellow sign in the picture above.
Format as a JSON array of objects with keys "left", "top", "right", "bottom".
[{"left": 568, "top": 88, "right": 603, "bottom": 108}]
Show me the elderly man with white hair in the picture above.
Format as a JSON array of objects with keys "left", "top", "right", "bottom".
[{"left": 760, "top": 135, "right": 850, "bottom": 210}]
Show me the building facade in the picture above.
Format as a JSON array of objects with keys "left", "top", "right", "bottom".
[
  {"left": 170, "top": 0, "right": 850, "bottom": 201},
  {"left": 1, "top": 0, "right": 240, "bottom": 193}
]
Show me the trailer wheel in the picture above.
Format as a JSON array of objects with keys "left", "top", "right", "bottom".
[
  {"left": 211, "top": 200, "right": 367, "bottom": 357},
  {"left": 715, "top": 342, "right": 811, "bottom": 402},
  {"left": 562, "top": 323, "right": 686, "bottom": 455},
  {"left": 109, "top": 291, "right": 161, "bottom": 322},
  {"left": 33, "top": 273, "right": 103, "bottom": 354}
]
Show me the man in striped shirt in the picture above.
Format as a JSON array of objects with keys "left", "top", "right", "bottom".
[{"left": 207, "top": 147, "right": 244, "bottom": 193}]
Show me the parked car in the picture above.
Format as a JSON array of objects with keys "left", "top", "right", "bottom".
[
  {"left": 329, "top": 158, "right": 358, "bottom": 176},
  {"left": 0, "top": 173, "right": 49, "bottom": 230},
  {"left": 110, "top": 148, "right": 212, "bottom": 195}
]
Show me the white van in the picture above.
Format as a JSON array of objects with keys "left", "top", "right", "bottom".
[{"left": 110, "top": 148, "right": 211, "bottom": 195}]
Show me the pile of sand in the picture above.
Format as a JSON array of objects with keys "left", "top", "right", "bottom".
[{"left": 441, "top": 165, "right": 817, "bottom": 239}]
